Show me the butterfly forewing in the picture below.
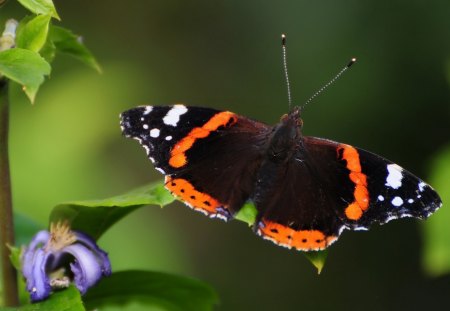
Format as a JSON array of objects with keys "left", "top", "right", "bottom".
[{"left": 121, "top": 105, "right": 271, "bottom": 220}]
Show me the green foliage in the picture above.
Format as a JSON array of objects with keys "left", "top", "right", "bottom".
[
  {"left": 16, "top": 0, "right": 60, "bottom": 20},
  {"left": 423, "top": 145, "right": 450, "bottom": 276},
  {"left": 84, "top": 270, "right": 219, "bottom": 311},
  {"left": 0, "top": 0, "right": 99, "bottom": 103},
  {"left": 49, "top": 183, "right": 174, "bottom": 240},
  {"left": 50, "top": 26, "right": 101, "bottom": 73},
  {"left": 0, "top": 48, "right": 50, "bottom": 102},
  {"left": 16, "top": 14, "right": 52, "bottom": 52}
]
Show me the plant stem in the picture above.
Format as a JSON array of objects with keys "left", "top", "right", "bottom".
[{"left": 0, "top": 79, "right": 18, "bottom": 306}]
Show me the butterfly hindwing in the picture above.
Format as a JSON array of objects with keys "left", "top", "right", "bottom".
[{"left": 254, "top": 136, "right": 354, "bottom": 251}]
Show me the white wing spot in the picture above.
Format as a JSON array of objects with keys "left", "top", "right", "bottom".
[
  {"left": 391, "top": 196, "right": 403, "bottom": 207},
  {"left": 163, "top": 105, "right": 188, "bottom": 126},
  {"left": 143, "top": 124, "right": 149, "bottom": 129},
  {"left": 418, "top": 182, "right": 426, "bottom": 192},
  {"left": 140, "top": 117, "right": 145, "bottom": 121},
  {"left": 378, "top": 195, "right": 384, "bottom": 201},
  {"left": 143, "top": 106, "right": 153, "bottom": 115},
  {"left": 150, "top": 128, "right": 160, "bottom": 138},
  {"left": 408, "top": 199, "right": 414, "bottom": 204},
  {"left": 143, "top": 145, "right": 150, "bottom": 155},
  {"left": 149, "top": 157, "right": 155, "bottom": 163},
  {"left": 155, "top": 167, "right": 165, "bottom": 174},
  {"left": 385, "top": 164, "right": 403, "bottom": 189},
  {"left": 165, "top": 136, "right": 173, "bottom": 141}
]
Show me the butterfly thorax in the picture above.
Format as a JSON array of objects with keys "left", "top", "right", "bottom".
[{"left": 266, "top": 109, "right": 302, "bottom": 163}]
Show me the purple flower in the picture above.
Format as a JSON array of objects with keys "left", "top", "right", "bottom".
[{"left": 21, "top": 222, "right": 111, "bottom": 302}]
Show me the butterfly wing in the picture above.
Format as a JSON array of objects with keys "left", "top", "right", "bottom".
[
  {"left": 255, "top": 136, "right": 442, "bottom": 251},
  {"left": 121, "top": 105, "right": 271, "bottom": 220}
]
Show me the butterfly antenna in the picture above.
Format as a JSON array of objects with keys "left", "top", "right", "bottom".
[
  {"left": 302, "top": 58, "right": 356, "bottom": 110},
  {"left": 281, "top": 34, "right": 293, "bottom": 110}
]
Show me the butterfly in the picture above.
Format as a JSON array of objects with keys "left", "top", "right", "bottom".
[{"left": 120, "top": 104, "right": 442, "bottom": 251}]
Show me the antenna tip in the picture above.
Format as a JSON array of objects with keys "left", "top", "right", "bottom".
[
  {"left": 347, "top": 58, "right": 357, "bottom": 67},
  {"left": 281, "top": 34, "right": 286, "bottom": 46}
]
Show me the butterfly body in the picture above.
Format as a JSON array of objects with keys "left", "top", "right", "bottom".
[{"left": 120, "top": 105, "right": 442, "bottom": 251}]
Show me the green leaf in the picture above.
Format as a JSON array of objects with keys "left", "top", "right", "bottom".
[
  {"left": 16, "top": 14, "right": 52, "bottom": 52},
  {"left": 304, "top": 250, "right": 328, "bottom": 274},
  {"left": 84, "top": 270, "right": 218, "bottom": 311},
  {"left": 49, "top": 183, "right": 175, "bottom": 240},
  {"left": 8, "top": 246, "right": 22, "bottom": 270},
  {"left": 422, "top": 145, "right": 450, "bottom": 276},
  {"left": 234, "top": 202, "right": 258, "bottom": 225},
  {"left": 0, "top": 48, "right": 51, "bottom": 103},
  {"left": 39, "top": 36, "right": 56, "bottom": 63},
  {"left": 234, "top": 201, "right": 328, "bottom": 273},
  {"left": 16, "top": 0, "right": 60, "bottom": 20},
  {"left": 50, "top": 26, "right": 101, "bottom": 73},
  {"left": 2, "top": 285, "right": 85, "bottom": 311}
]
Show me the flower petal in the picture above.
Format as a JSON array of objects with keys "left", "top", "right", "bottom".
[
  {"left": 21, "top": 230, "right": 50, "bottom": 280},
  {"left": 74, "top": 231, "right": 111, "bottom": 276},
  {"left": 64, "top": 244, "right": 102, "bottom": 294},
  {"left": 27, "top": 248, "right": 52, "bottom": 302}
]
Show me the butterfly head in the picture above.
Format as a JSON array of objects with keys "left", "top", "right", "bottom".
[{"left": 281, "top": 106, "right": 303, "bottom": 128}]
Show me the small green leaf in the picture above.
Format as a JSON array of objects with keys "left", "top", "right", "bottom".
[
  {"left": 304, "top": 250, "right": 328, "bottom": 274},
  {"left": 16, "top": 14, "right": 52, "bottom": 52},
  {"left": 0, "top": 48, "right": 51, "bottom": 103},
  {"left": 16, "top": 0, "right": 60, "bottom": 20},
  {"left": 234, "top": 202, "right": 257, "bottom": 226},
  {"left": 39, "top": 36, "right": 56, "bottom": 63},
  {"left": 6, "top": 285, "right": 85, "bottom": 311},
  {"left": 50, "top": 26, "right": 101, "bottom": 73},
  {"left": 84, "top": 270, "right": 218, "bottom": 311},
  {"left": 423, "top": 145, "right": 450, "bottom": 276},
  {"left": 8, "top": 246, "right": 22, "bottom": 270},
  {"left": 49, "top": 183, "right": 175, "bottom": 240}
]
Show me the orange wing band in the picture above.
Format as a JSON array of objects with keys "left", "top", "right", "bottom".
[
  {"left": 169, "top": 112, "right": 237, "bottom": 168},
  {"left": 165, "top": 177, "right": 229, "bottom": 218},
  {"left": 338, "top": 144, "right": 370, "bottom": 220},
  {"left": 258, "top": 221, "right": 338, "bottom": 251}
]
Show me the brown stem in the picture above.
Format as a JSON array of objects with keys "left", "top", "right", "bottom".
[{"left": 0, "top": 79, "right": 18, "bottom": 306}]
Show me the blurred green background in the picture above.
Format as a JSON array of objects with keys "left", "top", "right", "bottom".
[{"left": 2, "top": 0, "right": 450, "bottom": 310}]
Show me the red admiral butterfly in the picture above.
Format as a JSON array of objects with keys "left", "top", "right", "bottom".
[
  {"left": 120, "top": 103, "right": 441, "bottom": 251},
  {"left": 120, "top": 36, "right": 441, "bottom": 251}
]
